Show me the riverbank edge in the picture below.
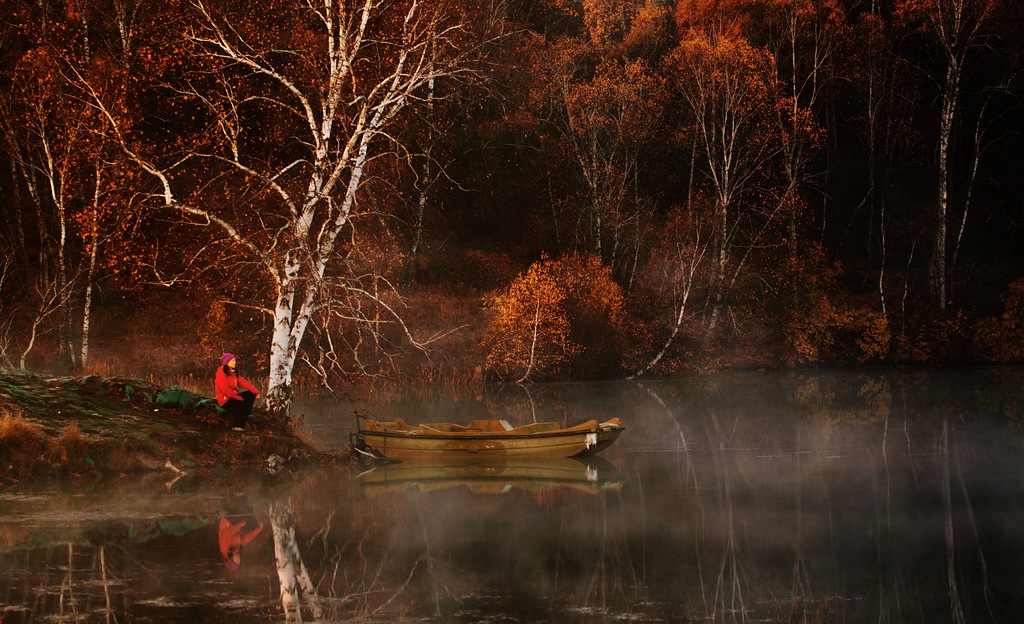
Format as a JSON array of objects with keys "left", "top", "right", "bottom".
[{"left": 0, "top": 370, "right": 349, "bottom": 483}]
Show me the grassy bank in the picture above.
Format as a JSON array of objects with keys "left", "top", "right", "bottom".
[{"left": 0, "top": 370, "right": 339, "bottom": 483}]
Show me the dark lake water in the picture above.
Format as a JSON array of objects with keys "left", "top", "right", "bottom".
[{"left": 4, "top": 367, "right": 1024, "bottom": 623}]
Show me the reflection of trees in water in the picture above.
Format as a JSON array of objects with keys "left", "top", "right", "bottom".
[
  {"left": 284, "top": 471, "right": 441, "bottom": 620},
  {"left": 55, "top": 543, "right": 117, "bottom": 623},
  {"left": 635, "top": 373, "right": 1013, "bottom": 623},
  {"left": 706, "top": 411, "right": 749, "bottom": 621},
  {"left": 268, "top": 369, "right": 1024, "bottom": 621},
  {"left": 267, "top": 498, "right": 322, "bottom": 622},
  {"left": 290, "top": 467, "right": 647, "bottom": 620},
  {"left": 940, "top": 416, "right": 998, "bottom": 624},
  {"left": 943, "top": 417, "right": 967, "bottom": 624},
  {"left": 1, "top": 541, "right": 122, "bottom": 622},
  {"left": 867, "top": 392, "right": 1000, "bottom": 623},
  {"left": 561, "top": 488, "right": 642, "bottom": 615}
]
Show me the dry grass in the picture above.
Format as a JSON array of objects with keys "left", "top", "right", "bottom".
[
  {"left": 104, "top": 444, "right": 141, "bottom": 473},
  {"left": 49, "top": 419, "right": 87, "bottom": 467},
  {"left": 0, "top": 407, "right": 48, "bottom": 476},
  {"left": 0, "top": 407, "right": 44, "bottom": 446},
  {"left": 0, "top": 409, "right": 131, "bottom": 476}
]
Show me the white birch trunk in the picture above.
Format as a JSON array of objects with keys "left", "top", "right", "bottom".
[
  {"left": 632, "top": 235, "right": 707, "bottom": 378},
  {"left": 934, "top": 62, "right": 956, "bottom": 312},
  {"left": 81, "top": 212, "right": 99, "bottom": 370},
  {"left": 925, "top": 0, "right": 991, "bottom": 312},
  {"left": 80, "top": 164, "right": 103, "bottom": 369}
]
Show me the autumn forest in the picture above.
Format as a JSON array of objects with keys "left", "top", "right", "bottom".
[{"left": 2, "top": 0, "right": 1023, "bottom": 416}]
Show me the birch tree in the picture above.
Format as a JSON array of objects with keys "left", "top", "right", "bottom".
[
  {"left": 75, "top": 0, "right": 477, "bottom": 423},
  {"left": 3, "top": 47, "right": 102, "bottom": 371},
  {"left": 897, "top": 0, "right": 997, "bottom": 311},
  {"left": 758, "top": 0, "right": 840, "bottom": 281},
  {"left": 528, "top": 47, "right": 663, "bottom": 274},
  {"left": 556, "top": 56, "right": 664, "bottom": 275},
  {"left": 523, "top": 0, "right": 666, "bottom": 281},
  {"left": 484, "top": 258, "right": 577, "bottom": 383},
  {"left": 667, "top": 32, "right": 781, "bottom": 331},
  {"left": 631, "top": 201, "right": 712, "bottom": 377}
]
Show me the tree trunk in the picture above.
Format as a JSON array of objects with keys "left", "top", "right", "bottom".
[
  {"left": 933, "top": 62, "right": 957, "bottom": 312},
  {"left": 81, "top": 211, "right": 99, "bottom": 371},
  {"left": 80, "top": 162, "right": 104, "bottom": 371},
  {"left": 265, "top": 266, "right": 303, "bottom": 426}
]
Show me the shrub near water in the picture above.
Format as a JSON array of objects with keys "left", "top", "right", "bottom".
[
  {"left": 0, "top": 408, "right": 48, "bottom": 475},
  {"left": 484, "top": 253, "right": 637, "bottom": 381}
]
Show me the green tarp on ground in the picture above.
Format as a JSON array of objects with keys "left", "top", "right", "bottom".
[{"left": 155, "top": 385, "right": 225, "bottom": 415}]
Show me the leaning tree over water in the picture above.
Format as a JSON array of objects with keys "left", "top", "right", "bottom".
[{"left": 72, "top": 0, "right": 487, "bottom": 423}]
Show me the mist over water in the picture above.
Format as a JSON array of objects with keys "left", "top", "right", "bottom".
[{"left": 3, "top": 367, "right": 1024, "bottom": 622}]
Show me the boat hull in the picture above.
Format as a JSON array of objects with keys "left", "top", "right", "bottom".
[{"left": 357, "top": 418, "right": 623, "bottom": 460}]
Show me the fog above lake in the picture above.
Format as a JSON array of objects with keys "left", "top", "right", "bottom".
[{"left": 4, "top": 367, "right": 1024, "bottom": 622}]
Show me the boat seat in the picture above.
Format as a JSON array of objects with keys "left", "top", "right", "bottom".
[
  {"left": 466, "top": 419, "right": 514, "bottom": 432},
  {"left": 419, "top": 423, "right": 468, "bottom": 433}
]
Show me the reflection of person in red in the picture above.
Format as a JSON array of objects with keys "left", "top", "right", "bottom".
[{"left": 219, "top": 516, "right": 264, "bottom": 570}]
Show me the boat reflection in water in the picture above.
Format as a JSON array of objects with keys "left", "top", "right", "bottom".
[{"left": 356, "top": 456, "right": 624, "bottom": 497}]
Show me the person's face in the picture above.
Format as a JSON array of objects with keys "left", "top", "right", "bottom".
[{"left": 227, "top": 358, "right": 237, "bottom": 371}]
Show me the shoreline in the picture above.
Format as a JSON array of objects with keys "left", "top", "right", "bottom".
[{"left": 0, "top": 370, "right": 347, "bottom": 484}]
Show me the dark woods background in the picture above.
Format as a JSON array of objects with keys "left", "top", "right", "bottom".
[{"left": 2, "top": 0, "right": 1023, "bottom": 387}]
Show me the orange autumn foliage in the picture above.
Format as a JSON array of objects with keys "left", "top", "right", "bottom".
[
  {"left": 785, "top": 246, "right": 890, "bottom": 364},
  {"left": 485, "top": 256, "right": 578, "bottom": 382},
  {"left": 484, "top": 253, "right": 634, "bottom": 382},
  {"left": 974, "top": 279, "right": 1024, "bottom": 363}
]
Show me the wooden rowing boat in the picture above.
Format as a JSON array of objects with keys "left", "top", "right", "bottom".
[{"left": 355, "top": 417, "right": 624, "bottom": 461}]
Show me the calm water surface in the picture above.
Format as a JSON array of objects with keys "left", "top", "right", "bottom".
[{"left": 3, "top": 368, "right": 1024, "bottom": 623}]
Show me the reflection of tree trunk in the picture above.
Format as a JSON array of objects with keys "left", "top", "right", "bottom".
[
  {"left": 708, "top": 412, "right": 746, "bottom": 620},
  {"left": 582, "top": 491, "right": 611, "bottom": 611},
  {"left": 414, "top": 498, "right": 443, "bottom": 617},
  {"left": 942, "top": 418, "right": 965, "bottom": 624},
  {"left": 713, "top": 476, "right": 744, "bottom": 618},
  {"left": 60, "top": 542, "right": 78, "bottom": 618},
  {"left": 516, "top": 382, "right": 539, "bottom": 423},
  {"left": 789, "top": 428, "right": 810, "bottom": 613},
  {"left": 99, "top": 545, "right": 113, "bottom": 624},
  {"left": 635, "top": 381, "right": 696, "bottom": 490},
  {"left": 875, "top": 414, "right": 897, "bottom": 621},
  {"left": 268, "top": 499, "right": 322, "bottom": 623},
  {"left": 953, "top": 427, "right": 995, "bottom": 620}
]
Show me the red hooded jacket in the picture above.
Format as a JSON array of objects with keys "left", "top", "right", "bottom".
[{"left": 215, "top": 366, "right": 260, "bottom": 406}]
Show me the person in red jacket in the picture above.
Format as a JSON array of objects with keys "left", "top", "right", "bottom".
[
  {"left": 219, "top": 515, "right": 263, "bottom": 570},
  {"left": 215, "top": 353, "right": 261, "bottom": 431}
]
